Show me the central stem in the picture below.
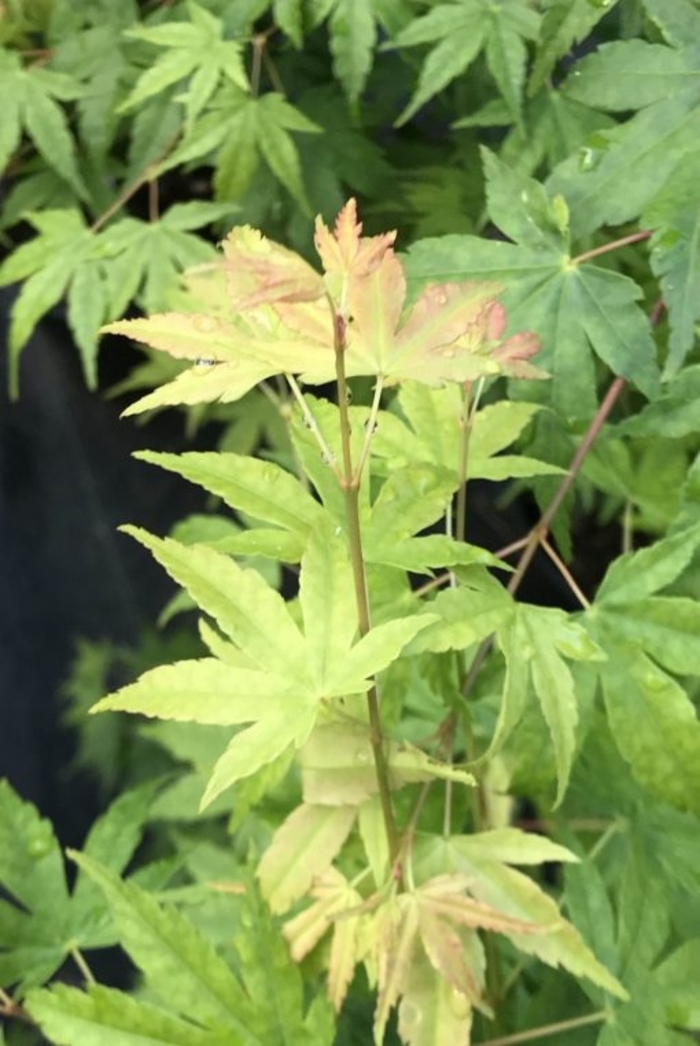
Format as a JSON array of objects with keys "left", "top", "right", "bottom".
[{"left": 332, "top": 305, "right": 400, "bottom": 869}]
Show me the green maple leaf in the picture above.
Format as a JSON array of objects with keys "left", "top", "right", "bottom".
[
  {"left": 642, "top": 149, "right": 700, "bottom": 377},
  {"left": 27, "top": 985, "right": 221, "bottom": 1046},
  {"left": 0, "top": 49, "right": 86, "bottom": 197},
  {"left": 586, "top": 523, "right": 700, "bottom": 814},
  {"left": 94, "top": 523, "right": 436, "bottom": 805},
  {"left": 361, "top": 463, "right": 508, "bottom": 574},
  {"left": 0, "top": 782, "right": 158, "bottom": 995},
  {"left": 386, "top": 0, "right": 540, "bottom": 125},
  {"left": 98, "top": 201, "right": 234, "bottom": 316},
  {"left": 27, "top": 856, "right": 333, "bottom": 1046},
  {"left": 497, "top": 87, "right": 616, "bottom": 177},
  {"left": 613, "top": 364, "right": 700, "bottom": 440},
  {"left": 119, "top": 0, "right": 248, "bottom": 126},
  {"left": 565, "top": 844, "right": 695, "bottom": 1044},
  {"left": 549, "top": 32, "right": 700, "bottom": 236},
  {"left": 273, "top": 0, "right": 304, "bottom": 47},
  {"left": 0, "top": 203, "right": 230, "bottom": 395},
  {"left": 372, "top": 381, "right": 564, "bottom": 483},
  {"left": 581, "top": 435, "right": 687, "bottom": 534},
  {"left": 134, "top": 449, "right": 325, "bottom": 564},
  {"left": 159, "top": 86, "right": 320, "bottom": 209},
  {"left": 258, "top": 802, "right": 358, "bottom": 914},
  {"left": 494, "top": 603, "right": 604, "bottom": 807},
  {"left": 413, "top": 833, "right": 628, "bottom": 1001},
  {"left": 51, "top": 22, "right": 131, "bottom": 165},
  {"left": 0, "top": 209, "right": 106, "bottom": 393},
  {"left": 405, "top": 149, "right": 660, "bottom": 420},
  {"left": 329, "top": 0, "right": 377, "bottom": 105},
  {"left": 528, "top": 0, "right": 623, "bottom": 96}
]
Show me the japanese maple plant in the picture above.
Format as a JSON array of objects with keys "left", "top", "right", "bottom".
[{"left": 65, "top": 201, "right": 635, "bottom": 1043}]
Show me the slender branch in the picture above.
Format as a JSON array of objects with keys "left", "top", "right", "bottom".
[
  {"left": 622, "top": 499, "right": 635, "bottom": 555},
  {"left": 285, "top": 373, "right": 340, "bottom": 478},
  {"left": 0, "top": 987, "right": 30, "bottom": 1023},
  {"left": 506, "top": 375, "right": 626, "bottom": 599},
  {"left": 148, "top": 177, "right": 159, "bottom": 223},
  {"left": 412, "top": 571, "right": 453, "bottom": 598},
  {"left": 455, "top": 377, "right": 484, "bottom": 544},
  {"left": 571, "top": 230, "right": 650, "bottom": 266},
  {"left": 479, "top": 1009, "right": 608, "bottom": 1046},
  {"left": 331, "top": 302, "right": 400, "bottom": 868},
  {"left": 250, "top": 32, "right": 265, "bottom": 95},
  {"left": 70, "top": 946, "right": 96, "bottom": 986},
  {"left": 540, "top": 536, "right": 591, "bottom": 609},
  {"left": 90, "top": 129, "right": 181, "bottom": 233},
  {"left": 494, "top": 536, "right": 529, "bottom": 560},
  {"left": 262, "top": 49, "right": 286, "bottom": 95},
  {"left": 588, "top": 819, "right": 626, "bottom": 863},
  {"left": 354, "top": 376, "right": 384, "bottom": 483},
  {"left": 0, "top": 987, "right": 19, "bottom": 1015}
]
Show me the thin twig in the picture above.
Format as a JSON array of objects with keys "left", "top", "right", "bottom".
[
  {"left": 70, "top": 945, "right": 96, "bottom": 986},
  {"left": 494, "top": 536, "right": 529, "bottom": 560},
  {"left": 479, "top": 1010, "right": 608, "bottom": 1046},
  {"left": 353, "top": 376, "right": 384, "bottom": 483},
  {"left": 90, "top": 129, "right": 182, "bottom": 233},
  {"left": 262, "top": 49, "right": 286, "bottom": 95},
  {"left": 0, "top": 986, "right": 30, "bottom": 1022},
  {"left": 285, "top": 373, "right": 339, "bottom": 477},
  {"left": 540, "top": 536, "right": 591, "bottom": 609},
  {"left": 571, "top": 230, "right": 650, "bottom": 266}
]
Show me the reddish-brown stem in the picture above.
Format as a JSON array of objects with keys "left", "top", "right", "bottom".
[
  {"left": 506, "top": 375, "right": 626, "bottom": 598},
  {"left": 148, "top": 177, "right": 159, "bottom": 223},
  {"left": 0, "top": 987, "right": 30, "bottom": 1022},
  {"left": 571, "top": 229, "right": 651, "bottom": 266},
  {"left": 90, "top": 130, "right": 181, "bottom": 233},
  {"left": 540, "top": 536, "right": 591, "bottom": 608}
]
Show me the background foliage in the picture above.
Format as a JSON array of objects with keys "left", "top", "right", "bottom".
[{"left": 1, "top": 1, "right": 700, "bottom": 1045}]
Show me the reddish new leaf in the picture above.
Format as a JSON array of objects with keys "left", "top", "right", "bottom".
[{"left": 221, "top": 225, "right": 324, "bottom": 308}]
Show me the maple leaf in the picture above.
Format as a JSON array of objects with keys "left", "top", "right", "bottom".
[
  {"left": 371, "top": 875, "right": 545, "bottom": 1043},
  {"left": 93, "top": 522, "right": 436, "bottom": 806},
  {"left": 371, "top": 383, "right": 564, "bottom": 483},
  {"left": 118, "top": 0, "right": 248, "bottom": 126},
  {"left": 283, "top": 868, "right": 366, "bottom": 1013},
  {"left": 405, "top": 151, "right": 660, "bottom": 419},
  {"left": 386, "top": 0, "right": 540, "bottom": 125},
  {"left": 0, "top": 782, "right": 159, "bottom": 994},
  {"left": 105, "top": 199, "right": 543, "bottom": 413},
  {"left": 314, "top": 200, "right": 545, "bottom": 387},
  {"left": 222, "top": 225, "right": 325, "bottom": 308},
  {"left": 159, "top": 87, "right": 320, "bottom": 209},
  {"left": 586, "top": 522, "right": 700, "bottom": 814},
  {"left": 549, "top": 25, "right": 700, "bottom": 236}
]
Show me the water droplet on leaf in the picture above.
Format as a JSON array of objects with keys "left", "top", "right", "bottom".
[
  {"left": 578, "top": 147, "right": 598, "bottom": 172},
  {"left": 26, "top": 827, "right": 53, "bottom": 859},
  {"left": 401, "top": 1003, "right": 421, "bottom": 1027},
  {"left": 193, "top": 315, "right": 218, "bottom": 333}
]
